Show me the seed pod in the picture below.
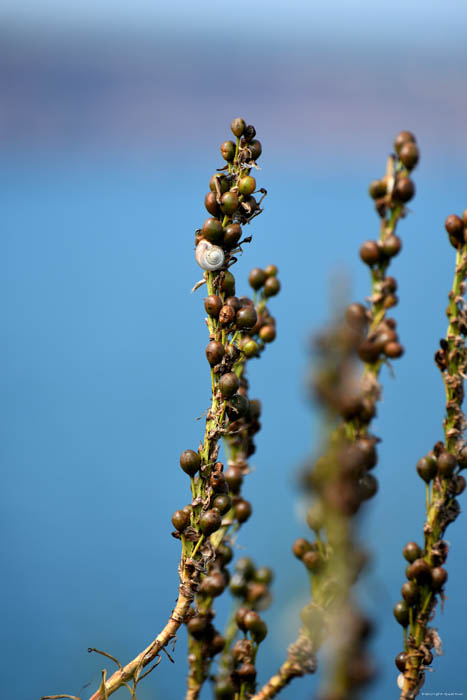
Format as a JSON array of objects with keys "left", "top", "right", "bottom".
[
  {"left": 229, "top": 572, "right": 248, "bottom": 597},
  {"left": 236, "top": 663, "right": 256, "bottom": 683},
  {"left": 210, "top": 633, "right": 225, "bottom": 656},
  {"left": 438, "top": 451, "right": 457, "bottom": 478},
  {"left": 416, "top": 454, "right": 437, "bottom": 483},
  {"left": 306, "top": 503, "right": 324, "bottom": 532},
  {"left": 264, "top": 276, "right": 281, "bottom": 297},
  {"left": 231, "top": 117, "right": 246, "bottom": 137},
  {"left": 395, "top": 652, "right": 407, "bottom": 672},
  {"left": 206, "top": 341, "right": 225, "bottom": 366},
  {"left": 381, "top": 234, "right": 402, "bottom": 257},
  {"left": 225, "top": 296, "right": 241, "bottom": 311},
  {"left": 399, "top": 142, "right": 419, "bottom": 170},
  {"left": 259, "top": 325, "right": 276, "bottom": 343},
  {"left": 209, "top": 174, "right": 230, "bottom": 193},
  {"left": 248, "top": 267, "right": 267, "bottom": 290},
  {"left": 244, "top": 612, "right": 267, "bottom": 642},
  {"left": 238, "top": 175, "right": 256, "bottom": 195},
  {"left": 234, "top": 499, "right": 252, "bottom": 523},
  {"left": 235, "top": 607, "right": 249, "bottom": 632},
  {"left": 454, "top": 474, "right": 466, "bottom": 495},
  {"left": 171, "top": 509, "right": 190, "bottom": 531},
  {"left": 196, "top": 240, "right": 225, "bottom": 271},
  {"left": 180, "top": 449, "right": 201, "bottom": 476},
  {"left": 358, "top": 339, "right": 380, "bottom": 364},
  {"left": 223, "top": 223, "right": 242, "bottom": 248},
  {"left": 212, "top": 493, "right": 231, "bottom": 515},
  {"left": 236, "top": 305, "right": 258, "bottom": 330},
  {"left": 187, "top": 615, "right": 209, "bottom": 639},
  {"left": 200, "top": 571, "right": 226, "bottom": 597},
  {"left": 228, "top": 395, "right": 250, "bottom": 422},
  {"left": 225, "top": 466, "right": 243, "bottom": 493},
  {"left": 359, "top": 240, "right": 381, "bottom": 266},
  {"left": 431, "top": 566, "right": 448, "bottom": 590},
  {"left": 264, "top": 264, "right": 278, "bottom": 277},
  {"left": 201, "top": 217, "right": 224, "bottom": 244},
  {"left": 401, "top": 581, "right": 419, "bottom": 605},
  {"left": 220, "top": 140, "right": 236, "bottom": 162},
  {"left": 368, "top": 179, "right": 387, "bottom": 199},
  {"left": 385, "top": 341, "right": 404, "bottom": 358},
  {"left": 219, "top": 372, "right": 240, "bottom": 398},
  {"left": 292, "top": 537, "right": 312, "bottom": 559},
  {"left": 219, "top": 304, "right": 236, "bottom": 325},
  {"left": 199, "top": 509, "right": 222, "bottom": 535},
  {"left": 403, "top": 541, "right": 421, "bottom": 562},
  {"left": 220, "top": 271, "right": 236, "bottom": 297},
  {"left": 220, "top": 191, "right": 239, "bottom": 216},
  {"left": 393, "top": 600, "right": 410, "bottom": 627},
  {"left": 394, "top": 130, "right": 416, "bottom": 155},
  {"left": 359, "top": 473, "right": 378, "bottom": 500},
  {"left": 249, "top": 139, "right": 262, "bottom": 160},
  {"left": 225, "top": 343, "right": 240, "bottom": 363},
  {"left": 254, "top": 566, "right": 273, "bottom": 584},
  {"left": 407, "top": 558, "right": 431, "bottom": 583},
  {"left": 204, "top": 294, "right": 223, "bottom": 317},
  {"left": 205, "top": 191, "right": 221, "bottom": 217},
  {"left": 243, "top": 124, "right": 256, "bottom": 142},
  {"left": 302, "top": 550, "right": 322, "bottom": 572},
  {"left": 393, "top": 177, "right": 415, "bottom": 203}
]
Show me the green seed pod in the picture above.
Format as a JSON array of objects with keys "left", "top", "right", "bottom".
[
  {"left": 359, "top": 240, "right": 381, "bottom": 266},
  {"left": 249, "top": 139, "right": 262, "bottom": 160},
  {"left": 220, "top": 140, "right": 236, "bottom": 162},
  {"left": 171, "top": 509, "right": 190, "bottom": 531},
  {"left": 231, "top": 117, "right": 246, "bottom": 137},
  {"left": 403, "top": 541, "right": 421, "bottom": 563},
  {"left": 306, "top": 502, "right": 324, "bottom": 532},
  {"left": 214, "top": 678, "right": 236, "bottom": 699},
  {"left": 254, "top": 566, "right": 273, "bottom": 584},
  {"left": 368, "top": 179, "right": 387, "bottom": 199},
  {"left": 212, "top": 493, "right": 232, "bottom": 515},
  {"left": 248, "top": 267, "right": 266, "bottom": 290},
  {"left": 206, "top": 340, "right": 225, "bottom": 366},
  {"left": 438, "top": 451, "right": 457, "bottom": 478},
  {"left": 204, "top": 294, "right": 223, "bottom": 317},
  {"left": 221, "top": 271, "right": 236, "bottom": 297},
  {"left": 202, "top": 217, "right": 224, "bottom": 244},
  {"left": 199, "top": 509, "right": 222, "bottom": 535},
  {"left": 220, "top": 191, "right": 239, "bottom": 216},
  {"left": 229, "top": 572, "right": 248, "bottom": 597},
  {"left": 399, "top": 141, "right": 420, "bottom": 170},
  {"left": 394, "top": 130, "right": 416, "bottom": 155},
  {"left": 238, "top": 175, "right": 256, "bottom": 195},
  {"left": 209, "top": 174, "right": 230, "bottom": 193},
  {"left": 416, "top": 454, "right": 437, "bottom": 483},
  {"left": 223, "top": 223, "right": 242, "bottom": 248},
  {"left": 179, "top": 449, "right": 201, "bottom": 476},
  {"left": 234, "top": 499, "right": 252, "bottom": 523},
  {"left": 264, "top": 277, "right": 281, "bottom": 297},
  {"left": 393, "top": 176, "right": 415, "bottom": 203},
  {"left": 219, "top": 372, "right": 240, "bottom": 398},
  {"left": 393, "top": 600, "right": 410, "bottom": 627}
]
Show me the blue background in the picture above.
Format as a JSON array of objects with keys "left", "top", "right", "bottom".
[{"left": 2, "top": 2, "right": 467, "bottom": 698}]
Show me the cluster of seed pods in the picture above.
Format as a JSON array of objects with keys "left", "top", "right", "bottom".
[{"left": 169, "top": 119, "right": 281, "bottom": 699}]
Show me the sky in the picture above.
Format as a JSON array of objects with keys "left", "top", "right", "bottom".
[{"left": 2, "top": 2, "right": 467, "bottom": 700}]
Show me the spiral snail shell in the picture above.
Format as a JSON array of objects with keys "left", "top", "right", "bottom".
[{"left": 195, "top": 239, "right": 225, "bottom": 271}]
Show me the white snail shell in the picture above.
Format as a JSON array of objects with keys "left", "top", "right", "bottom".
[{"left": 195, "top": 239, "right": 225, "bottom": 271}]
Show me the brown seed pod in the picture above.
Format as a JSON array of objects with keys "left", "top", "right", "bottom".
[
  {"left": 399, "top": 141, "right": 420, "bottom": 170},
  {"left": 234, "top": 499, "right": 252, "bottom": 523},
  {"left": 199, "top": 509, "right": 222, "bottom": 535},
  {"left": 393, "top": 176, "right": 415, "bottom": 203},
  {"left": 223, "top": 223, "right": 242, "bottom": 248},
  {"left": 205, "top": 191, "right": 221, "bottom": 217},
  {"left": 219, "top": 372, "right": 240, "bottom": 398},
  {"left": 394, "top": 130, "right": 416, "bottom": 155},
  {"left": 206, "top": 341, "right": 225, "bottom": 366},
  {"left": 220, "top": 140, "right": 236, "bottom": 162},
  {"left": 407, "top": 558, "right": 431, "bottom": 584},
  {"left": 259, "top": 324, "right": 276, "bottom": 343},
  {"left": 231, "top": 117, "right": 246, "bottom": 137},
  {"left": 171, "top": 509, "right": 190, "bottom": 531},
  {"left": 368, "top": 179, "right": 387, "bottom": 199},
  {"left": 220, "top": 191, "right": 239, "bottom": 216},
  {"left": 219, "top": 305, "right": 236, "bottom": 325},
  {"left": 381, "top": 234, "right": 402, "bottom": 257},
  {"left": 179, "top": 449, "right": 201, "bottom": 476},
  {"left": 202, "top": 217, "right": 224, "bottom": 244},
  {"left": 345, "top": 302, "right": 368, "bottom": 331},
  {"left": 359, "top": 240, "right": 381, "bottom": 266},
  {"left": 204, "top": 294, "right": 223, "bottom": 318},
  {"left": 384, "top": 341, "right": 404, "bottom": 358},
  {"left": 249, "top": 267, "right": 267, "bottom": 290},
  {"left": 249, "top": 139, "right": 262, "bottom": 160}
]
